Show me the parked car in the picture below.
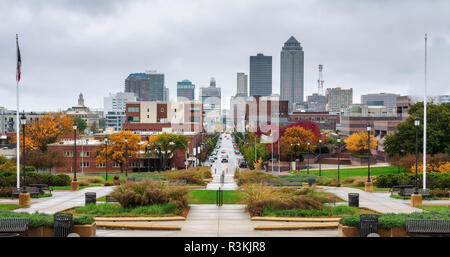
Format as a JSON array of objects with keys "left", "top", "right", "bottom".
[{"left": 221, "top": 158, "right": 228, "bottom": 163}]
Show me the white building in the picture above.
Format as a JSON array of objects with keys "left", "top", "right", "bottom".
[{"left": 104, "top": 92, "right": 137, "bottom": 131}]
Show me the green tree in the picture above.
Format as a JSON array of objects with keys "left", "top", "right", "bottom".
[
  {"left": 146, "top": 132, "right": 189, "bottom": 170},
  {"left": 73, "top": 116, "right": 87, "bottom": 133},
  {"left": 384, "top": 102, "right": 450, "bottom": 157}
]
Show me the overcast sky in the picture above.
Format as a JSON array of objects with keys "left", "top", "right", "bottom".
[{"left": 1, "top": 0, "right": 449, "bottom": 112}]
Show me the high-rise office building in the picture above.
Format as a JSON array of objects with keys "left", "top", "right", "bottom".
[
  {"left": 104, "top": 92, "right": 137, "bottom": 131},
  {"left": 326, "top": 87, "right": 353, "bottom": 112},
  {"left": 177, "top": 80, "right": 195, "bottom": 101},
  {"left": 236, "top": 73, "right": 248, "bottom": 97},
  {"left": 200, "top": 78, "right": 222, "bottom": 133},
  {"left": 249, "top": 53, "right": 272, "bottom": 97},
  {"left": 125, "top": 71, "right": 165, "bottom": 101},
  {"left": 361, "top": 93, "right": 400, "bottom": 113},
  {"left": 280, "top": 36, "right": 304, "bottom": 113}
]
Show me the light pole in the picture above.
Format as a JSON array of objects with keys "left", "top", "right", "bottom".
[
  {"left": 307, "top": 141, "right": 310, "bottom": 174},
  {"left": 337, "top": 137, "right": 341, "bottom": 187},
  {"left": 73, "top": 121, "right": 77, "bottom": 182},
  {"left": 365, "top": 123, "right": 373, "bottom": 192},
  {"left": 20, "top": 113, "right": 27, "bottom": 192},
  {"left": 125, "top": 136, "right": 128, "bottom": 177},
  {"left": 254, "top": 135, "right": 257, "bottom": 168},
  {"left": 104, "top": 136, "right": 108, "bottom": 181},
  {"left": 318, "top": 138, "right": 322, "bottom": 177},
  {"left": 411, "top": 116, "right": 422, "bottom": 206}
]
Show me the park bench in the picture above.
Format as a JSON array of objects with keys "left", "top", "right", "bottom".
[
  {"left": 11, "top": 187, "right": 40, "bottom": 199},
  {"left": 406, "top": 219, "right": 450, "bottom": 237},
  {"left": 168, "top": 179, "right": 187, "bottom": 186},
  {"left": 399, "top": 188, "right": 431, "bottom": 199},
  {"left": 390, "top": 185, "right": 414, "bottom": 195},
  {"left": 0, "top": 218, "right": 29, "bottom": 237},
  {"left": 29, "top": 184, "right": 53, "bottom": 195}
]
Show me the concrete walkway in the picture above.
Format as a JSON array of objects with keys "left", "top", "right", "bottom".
[
  {"left": 318, "top": 186, "right": 423, "bottom": 213},
  {"left": 96, "top": 204, "right": 338, "bottom": 237},
  {"left": 13, "top": 186, "right": 116, "bottom": 214}
]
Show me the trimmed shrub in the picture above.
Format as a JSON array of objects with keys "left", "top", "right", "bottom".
[
  {"left": 340, "top": 210, "right": 450, "bottom": 229},
  {"left": 0, "top": 172, "right": 71, "bottom": 187},
  {"left": 374, "top": 172, "right": 450, "bottom": 189},
  {"left": 73, "top": 215, "right": 95, "bottom": 225}
]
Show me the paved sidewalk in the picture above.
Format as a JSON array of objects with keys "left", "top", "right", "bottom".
[
  {"left": 318, "top": 186, "right": 423, "bottom": 213},
  {"left": 97, "top": 204, "right": 338, "bottom": 237},
  {"left": 13, "top": 186, "right": 116, "bottom": 214}
]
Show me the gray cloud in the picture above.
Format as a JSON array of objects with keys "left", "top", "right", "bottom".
[{"left": 0, "top": 0, "right": 449, "bottom": 112}]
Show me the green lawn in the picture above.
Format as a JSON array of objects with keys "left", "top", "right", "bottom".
[
  {"left": 52, "top": 184, "right": 103, "bottom": 190},
  {"left": 84, "top": 172, "right": 166, "bottom": 181},
  {"left": 0, "top": 204, "right": 23, "bottom": 211},
  {"left": 67, "top": 203, "right": 178, "bottom": 217},
  {"left": 189, "top": 190, "right": 245, "bottom": 204},
  {"left": 292, "top": 166, "right": 399, "bottom": 180},
  {"left": 417, "top": 205, "right": 450, "bottom": 212}
]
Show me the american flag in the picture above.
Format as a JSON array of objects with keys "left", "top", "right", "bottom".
[{"left": 16, "top": 35, "right": 21, "bottom": 82}]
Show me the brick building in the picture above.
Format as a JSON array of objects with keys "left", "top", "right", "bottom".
[
  {"left": 287, "top": 112, "right": 340, "bottom": 130},
  {"left": 48, "top": 131, "right": 205, "bottom": 173}
]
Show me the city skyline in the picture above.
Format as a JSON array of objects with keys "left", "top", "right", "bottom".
[{"left": 1, "top": 1, "right": 449, "bottom": 112}]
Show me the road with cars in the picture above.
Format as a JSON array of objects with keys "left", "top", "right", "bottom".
[{"left": 206, "top": 133, "right": 239, "bottom": 190}]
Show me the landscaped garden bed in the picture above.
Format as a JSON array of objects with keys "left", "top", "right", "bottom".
[
  {"left": 0, "top": 210, "right": 96, "bottom": 237},
  {"left": 338, "top": 210, "right": 450, "bottom": 237},
  {"left": 243, "top": 184, "right": 361, "bottom": 218}
]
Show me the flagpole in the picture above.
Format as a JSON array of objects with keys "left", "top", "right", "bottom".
[
  {"left": 16, "top": 34, "right": 20, "bottom": 190},
  {"left": 423, "top": 33, "right": 427, "bottom": 189}
]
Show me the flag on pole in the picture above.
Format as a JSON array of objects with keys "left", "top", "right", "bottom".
[{"left": 16, "top": 35, "right": 21, "bottom": 82}]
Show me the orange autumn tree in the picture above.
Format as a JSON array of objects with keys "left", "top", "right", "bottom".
[
  {"left": 345, "top": 131, "right": 377, "bottom": 154},
  {"left": 11, "top": 112, "right": 73, "bottom": 152},
  {"left": 95, "top": 131, "right": 140, "bottom": 172},
  {"left": 280, "top": 126, "right": 318, "bottom": 160}
]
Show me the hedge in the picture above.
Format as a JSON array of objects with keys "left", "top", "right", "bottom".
[
  {"left": 374, "top": 172, "right": 450, "bottom": 189},
  {"left": 340, "top": 210, "right": 450, "bottom": 229},
  {"left": 0, "top": 172, "right": 71, "bottom": 187},
  {"left": 0, "top": 211, "right": 94, "bottom": 227}
]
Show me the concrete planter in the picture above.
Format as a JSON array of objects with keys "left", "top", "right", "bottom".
[
  {"left": 338, "top": 224, "right": 407, "bottom": 237},
  {"left": 73, "top": 223, "right": 96, "bottom": 237}
]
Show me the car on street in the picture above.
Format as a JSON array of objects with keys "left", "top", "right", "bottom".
[
  {"left": 221, "top": 150, "right": 226, "bottom": 154},
  {"left": 221, "top": 158, "right": 228, "bottom": 163}
]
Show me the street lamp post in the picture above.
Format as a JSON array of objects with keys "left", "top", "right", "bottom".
[
  {"left": 412, "top": 117, "right": 422, "bottom": 206},
  {"left": 125, "top": 136, "right": 128, "bottom": 177},
  {"left": 318, "top": 138, "right": 322, "bottom": 177},
  {"left": 337, "top": 137, "right": 341, "bottom": 187},
  {"left": 307, "top": 141, "right": 310, "bottom": 174},
  {"left": 20, "top": 113, "right": 27, "bottom": 192},
  {"left": 71, "top": 121, "right": 79, "bottom": 191},
  {"left": 104, "top": 137, "right": 108, "bottom": 182},
  {"left": 365, "top": 123, "right": 374, "bottom": 192}
]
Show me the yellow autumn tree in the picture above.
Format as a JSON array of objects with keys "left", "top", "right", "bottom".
[
  {"left": 95, "top": 131, "right": 140, "bottom": 172},
  {"left": 142, "top": 132, "right": 189, "bottom": 170},
  {"left": 11, "top": 112, "right": 73, "bottom": 152},
  {"left": 345, "top": 131, "right": 378, "bottom": 153}
]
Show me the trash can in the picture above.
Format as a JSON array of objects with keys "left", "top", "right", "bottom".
[
  {"left": 85, "top": 192, "right": 96, "bottom": 206},
  {"left": 360, "top": 214, "right": 378, "bottom": 237},
  {"left": 348, "top": 193, "right": 359, "bottom": 207},
  {"left": 54, "top": 213, "right": 73, "bottom": 237},
  {"left": 308, "top": 178, "right": 316, "bottom": 187}
]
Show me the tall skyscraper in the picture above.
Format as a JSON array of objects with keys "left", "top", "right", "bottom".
[
  {"left": 236, "top": 73, "right": 248, "bottom": 97},
  {"left": 326, "top": 87, "right": 353, "bottom": 112},
  {"left": 249, "top": 53, "right": 272, "bottom": 97},
  {"left": 280, "top": 36, "right": 304, "bottom": 113},
  {"left": 125, "top": 71, "right": 165, "bottom": 101},
  {"left": 177, "top": 80, "right": 195, "bottom": 101}
]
